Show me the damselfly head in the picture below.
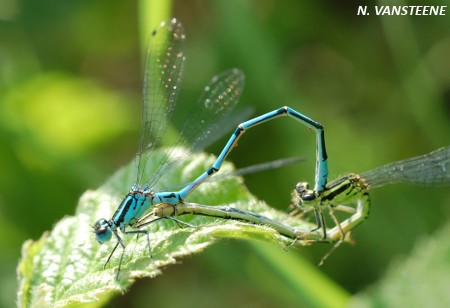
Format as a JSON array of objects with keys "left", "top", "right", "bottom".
[
  {"left": 130, "top": 184, "right": 152, "bottom": 195},
  {"left": 93, "top": 218, "right": 112, "bottom": 243},
  {"left": 293, "top": 181, "right": 317, "bottom": 204}
]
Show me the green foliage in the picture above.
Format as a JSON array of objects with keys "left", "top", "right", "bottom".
[
  {"left": 17, "top": 150, "right": 349, "bottom": 307},
  {"left": 352, "top": 222, "right": 450, "bottom": 307},
  {"left": 2, "top": 0, "right": 450, "bottom": 307}
]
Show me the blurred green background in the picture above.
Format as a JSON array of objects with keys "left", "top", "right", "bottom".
[{"left": 2, "top": 0, "right": 450, "bottom": 307}]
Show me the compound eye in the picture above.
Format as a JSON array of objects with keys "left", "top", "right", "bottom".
[
  {"left": 301, "top": 192, "right": 316, "bottom": 201},
  {"left": 294, "top": 182, "right": 317, "bottom": 202},
  {"left": 93, "top": 218, "right": 112, "bottom": 243},
  {"left": 295, "top": 182, "right": 309, "bottom": 194}
]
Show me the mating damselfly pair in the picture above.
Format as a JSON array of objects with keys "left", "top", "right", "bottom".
[
  {"left": 93, "top": 18, "right": 450, "bottom": 279},
  {"left": 93, "top": 18, "right": 326, "bottom": 279}
]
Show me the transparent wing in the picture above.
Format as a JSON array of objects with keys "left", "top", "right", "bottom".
[
  {"left": 159, "top": 156, "right": 305, "bottom": 192},
  {"left": 146, "top": 68, "right": 245, "bottom": 188},
  {"left": 179, "top": 69, "right": 245, "bottom": 151},
  {"left": 211, "top": 156, "right": 305, "bottom": 180},
  {"left": 136, "top": 18, "right": 186, "bottom": 185},
  {"left": 362, "top": 146, "right": 450, "bottom": 189}
]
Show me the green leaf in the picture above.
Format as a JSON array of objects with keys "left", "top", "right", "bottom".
[
  {"left": 351, "top": 222, "right": 450, "bottom": 307},
  {"left": 18, "top": 148, "right": 334, "bottom": 307},
  {"left": 248, "top": 241, "right": 350, "bottom": 307}
]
